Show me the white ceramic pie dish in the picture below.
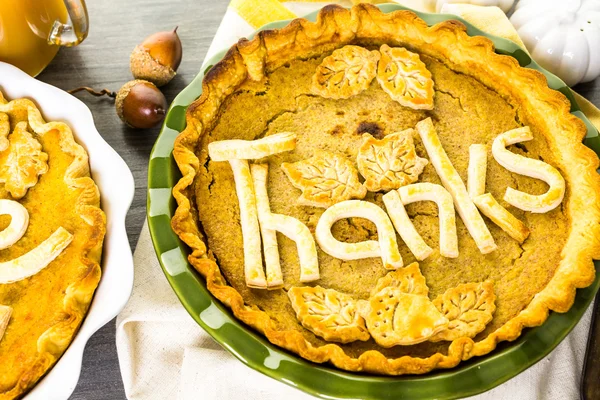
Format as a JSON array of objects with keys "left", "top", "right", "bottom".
[{"left": 0, "top": 61, "right": 135, "bottom": 400}]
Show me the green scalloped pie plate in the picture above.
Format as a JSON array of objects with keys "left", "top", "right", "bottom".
[{"left": 147, "top": 4, "right": 600, "bottom": 399}]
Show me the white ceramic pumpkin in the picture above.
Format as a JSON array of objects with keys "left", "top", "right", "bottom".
[
  {"left": 511, "top": 0, "right": 600, "bottom": 86},
  {"left": 425, "top": 0, "right": 515, "bottom": 13}
]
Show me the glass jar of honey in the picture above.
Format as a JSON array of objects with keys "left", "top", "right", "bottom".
[{"left": 0, "top": 0, "right": 89, "bottom": 77}]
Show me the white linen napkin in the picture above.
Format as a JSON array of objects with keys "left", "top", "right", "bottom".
[{"left": 116, "top": 2, "right": 596, "bottom": 399}]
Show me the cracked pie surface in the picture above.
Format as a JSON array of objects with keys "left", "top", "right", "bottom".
[
  {"left": 0, "top": 92, "right": 105, "bottom": 398},
  {"left": 172, "top": 5, "right": 600, "bottom": 375}
]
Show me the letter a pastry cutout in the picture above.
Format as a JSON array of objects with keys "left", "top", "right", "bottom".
[
  {"left": 416, "top": 118, "right": 496, "bottom": 254},
  {"left": 315, "top": 200, "right": 403, "bottom": 269},
  {"left": 251, "top": 164, "right": 319, "bottom": 284},
  {"left": 491, "top": 126, "right": 565, "bottom": 213}
]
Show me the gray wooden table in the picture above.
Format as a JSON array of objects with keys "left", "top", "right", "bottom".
[{"left": 34, "top": 1, "right": 599, "bottom": 399}]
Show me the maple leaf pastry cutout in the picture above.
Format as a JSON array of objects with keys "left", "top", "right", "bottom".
[
  {"left": 377, "top": 44, "right": 435, "bottom": 110},
  {"left": 430, "top": 280, "right": 496, "bottom": 342},
  {"left": 357, "top": 129, "right": 428, "bottom": 192},
  {"left": 355, "top": 263, "right": 495, "bottom": 347},
  {"left": 288, "top": 286, "right": 370, "bottom": 343},
  {"left": 311, "top": 45, "right": 380, "bottom": 99},
  {"left": 0, "top": 122, "right": 48, "bottom": 199},
  {"left": 281, "top": 151, "right": 367, "bottom": 208}
]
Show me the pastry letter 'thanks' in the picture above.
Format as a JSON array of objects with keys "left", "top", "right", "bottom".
[
  {"left": 208, "top": 133, "right": 297, "bottom": 289},
  {"left": 251, "top": 164, "right": 319, "bottom": 284},
  {"left": 316, "top": 200, "right": 403, "bottom": 269},
  {"left": 491, "top": 126, "right": 565, "bottom": 213},
  {"left": 397, "top": 183, "right": 459, "bottom": 258},
  {"left": 416, "top": 118, "right": 497, "bottom": 254}
]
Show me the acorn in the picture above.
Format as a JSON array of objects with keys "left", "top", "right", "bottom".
[
  {"left": 130, "top": 27, "right": 183, "bottom": 87},
  {"left": 115, "top": 80, "right": 167, "bottom": 129}
]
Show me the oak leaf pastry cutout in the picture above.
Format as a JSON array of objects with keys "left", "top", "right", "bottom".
[
  {"left": 251, "top": 164, "right": 319, "bottom": 286},
  {"left": 359, "top": 287, "right": 448, "bottom": 347},
  {"left": 0, "top": 122, "right": 49, "bottom": 199},
  {"left": 376, "top": 44, "right": 435, "bottom": 110},
  {"left": 0, "top": 305, "right": 11, "bottom": 343},
  {"left": 370, "top": 262, "right": 428, "bottom": 297},
  {"left": 315, "top": 200, "right": 403, "bottom": 269},
  {"left": 0, "top": 112, "right": 8, "bottom": 152},
  {"left": 288, "top": 286, "right": 369, "bottom": 343},
  {"left": 357, "top": 129, "right": 428, "bottom": 192},
  {"left": 416, "top": 118, "right": 497, "bottom": 254},
  {"left": 311, "top": 45, "right": 380, "bottom": 99},
  {"left": 430, "top": 280, "right": 496, "bottom": 342},
  {"left": 282, "top": 151, "right": 367, "bottom": 208},
  {"left": 207, "top": 133, "right": 297, "bottom": 289},
  {"left": 491, "top": 126, "right": 565, "bottom": 213}
]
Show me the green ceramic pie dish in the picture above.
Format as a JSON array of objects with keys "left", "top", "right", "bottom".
[{"left": 147, "top": 4, "right": 600, "bottom": 399}]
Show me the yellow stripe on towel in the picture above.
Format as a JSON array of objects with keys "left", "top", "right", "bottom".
[{"left": 230, "top": 0, "right": 297, "bottom": 28}]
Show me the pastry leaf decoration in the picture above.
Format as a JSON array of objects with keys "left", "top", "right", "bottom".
[
  {"left": 357, "top": 129, "right": 428, "bottom": 192},
  {"left": 288, "top": 263, "right": 496, "bottom": 347},
  {"left": 377, "top": 44, "right": 435, "bottom": 110},
  {"left": 371, "top": 262, "right": 429, "bottom": 297},
  {"left": 288, "top": 286, "right": 370, "bottom": 343},
  {"left": 359, "top": 288, "right": 448, "bottom": 347},
  {"left": 311, "top": 45, "right": 380, "bottom": 99},
  {"left": 430, "top": 281, "right": 496, "bottom": 342},
  {"left": 0, "top": 122, "right": 48, "bottom": 199},
  {"left": 282, "top": 151, "right": 367, "bottom": 208}
]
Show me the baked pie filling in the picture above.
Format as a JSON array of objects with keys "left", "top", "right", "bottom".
[
  {"left": 172, "top": 5, "right": 600, "bottom": 374},
  {"left": 0, "top": 92, "right": 105, "bottom": 397}
]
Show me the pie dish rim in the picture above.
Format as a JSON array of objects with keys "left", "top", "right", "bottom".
[{"left": 0, "top": 61, "right": 135, "bottom": 400}]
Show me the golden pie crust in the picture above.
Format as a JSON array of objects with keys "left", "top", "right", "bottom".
[
  {"left": 0, "top": 92, "right": 105, "bottom": 398},
  {"left": 172, "top": 4, "right": 600, "bottom": 375}
]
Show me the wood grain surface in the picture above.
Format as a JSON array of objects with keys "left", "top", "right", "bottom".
[
  {"left": 37, "top": 1, "right": 229, "bottom": 398},
  {"left": 33, "top": 1, "right": 599, "bottom": 399}
]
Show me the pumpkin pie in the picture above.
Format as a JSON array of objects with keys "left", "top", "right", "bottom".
[
  {"left": 0, "top": 91, "right": 105, "bottom": 398},
  {"left": 171, "top": 4, "right": 600, "bottom": 375}
]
